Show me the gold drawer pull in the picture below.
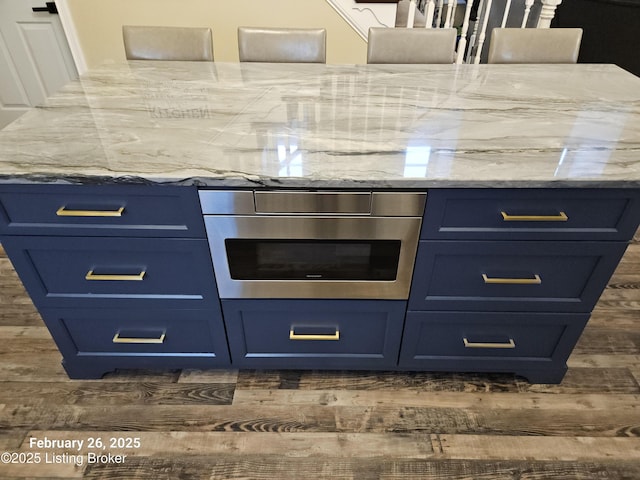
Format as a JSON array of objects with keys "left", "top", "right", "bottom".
[
  {"left": 501, "top": 211, "right": 568, "bottom": 222},
  {"left": 289, "top": 328, "right": 340, "bottom": 341},
  {"left": 85, "top": 270, "right": 146, "bottom": 281},
  {"left": 112, "top": 332, "right": 166, "bottom": 344},
  {"left": 463, "top": 338, "right": 516, "bottom": 349},
  {"left": 56, "top": 206, "right": 125, "bottom": 217},
  {"left": 482, "top": 273, "right": 541, "bottom": 285}
]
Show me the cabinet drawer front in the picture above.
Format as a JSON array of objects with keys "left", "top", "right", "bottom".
[
  {"left": 399, "top": 311, "right": 588, "bottom": 368},
  {"left": 0, "top": 185, "right": 204, "bottom": 237},
  {"left": 41, "top": 308, "right": 229, "bottom": 361},
  {"left": 222, "top": 299, "right": 406, "bottom": 369},
  {"left": 422, "top": 189, "right": 640, "bottom": 240},
  {"left": 2, "top": 237, "right": 219, "bottom": 308},
  {"left": 409, "top": 241, "right": 627, "bottom": 312}
]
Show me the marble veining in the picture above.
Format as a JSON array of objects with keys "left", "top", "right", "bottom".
[{"left": 1, "top": 61, "right": 640, "bottom": 188}]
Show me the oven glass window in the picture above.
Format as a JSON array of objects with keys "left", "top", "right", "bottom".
[{"left": 225, "top": 239, "right": 401, "bottom": 281}]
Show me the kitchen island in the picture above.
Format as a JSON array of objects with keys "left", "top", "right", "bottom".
[{"left": 0, "top": 62, "right": 639, "bottom": 383}]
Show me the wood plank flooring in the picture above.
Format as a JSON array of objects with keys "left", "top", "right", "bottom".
[{"left": 0, "top": 232, "right": 639, "bottom": 479}]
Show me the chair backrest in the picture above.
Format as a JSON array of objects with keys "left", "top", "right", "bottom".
[
  {"left": 122, "top": 25, "right": 214, "bottom": 61},
  {"left": 367, "top": 28, "right": 457, "bottom": 64},
  {"left": 487, "top": 28, "right": 583, "bottom": 64},
  {"left": 238, "top": 27, "right": 327, "bottom": 63}
]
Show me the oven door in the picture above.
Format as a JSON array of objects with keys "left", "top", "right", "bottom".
[{"left": 204, "top": 216, "right": 422, "bottom": 299}]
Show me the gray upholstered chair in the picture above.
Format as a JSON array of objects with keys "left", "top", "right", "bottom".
[
  {"left": 237, "top": 27, "right": 327, "bottom": 63},
  {"left": 122, "top": 25, "right": 214, "bottom": 61},
  {"left": 366, "top": 27, "right": 457, "bottom": 64},
  {"left": 487, "top": 28, "right": 583, "bottom": 64}
]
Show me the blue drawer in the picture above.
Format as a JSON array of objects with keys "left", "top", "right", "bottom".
[
  {"left": 40, "top": 307, "right": 231, "bottom": 378},
  {"left": 422, "top": 189, "right": 640, "bottom": 241},
  {"left": 399, "top": 311, "right": 589, "bottom": 379},
  {"left": 409, "top": 240, "right": 627, "bottom": 312},
  {"left": 1, "top": 236, "right": 220, "bottom": 308},
  {"left": 222, "top": 299, "right": 406, "bottom": 369},
  {"left": 0, "top": 184, "right": 205, "bottom": 237}
]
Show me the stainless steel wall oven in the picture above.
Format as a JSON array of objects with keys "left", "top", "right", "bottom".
[{"left": 200, "top": 191, "right": 425, "bottom": 299}]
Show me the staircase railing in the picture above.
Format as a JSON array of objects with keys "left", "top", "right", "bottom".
[
  {"left": 404, "top": 0, "right": 564, "bottom": 63},
  {"left": 345, "top": 0, "right": 564, "bottom": 63}
]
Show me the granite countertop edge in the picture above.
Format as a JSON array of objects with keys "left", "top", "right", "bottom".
[{"left": 1, "top": 174, "right": 640, "bottom": 190}]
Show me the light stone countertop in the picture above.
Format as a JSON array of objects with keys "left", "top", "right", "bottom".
[{"left": 1, "top": 61, "right": 640, "bottom": 188}]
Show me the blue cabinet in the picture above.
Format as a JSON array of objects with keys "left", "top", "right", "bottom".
[
  {"left": 222, "top": 299, "right": 406, "bottom": 369},
  {"left": 40, "top": 307, "right": 231, "bottom": 379},
  {"left": 404, "top": 188, "right": 640, "bottom": 383},
  {"left": 0, "top": 184, "right": 205, "bottom": 237},
  {"left": 421, "top": 188, "right": 640, "bottom": 241},
  {"left": 1, "top": 236, "right": 221, "bottom": 309},
  {"left": 0, "top": 184, "right": 230, "bottom": 379},
  {"left": 399, "top": 311, "right": 589, "bottom": 383},
  {"left": 1, "top": 185, "right": 639, "bottom": 383},
  {"left": 409, "top": 240, "right": 627, "bottom": 312}
]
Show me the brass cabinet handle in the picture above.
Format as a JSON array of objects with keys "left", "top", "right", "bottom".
[
  {"left": 85, "top": 270, "right": 146, "bottom": 281},
  {"left": 463, "top": 338, "right": 516, "bottom": 349},
  {"left": 482, "top": 273, "right": 541, "bottom": 285},
  {"left": 112, "top": 332, "right": 166, "bottom": 344},
  {"left": 501, "top": 211, "right": 568, "bottom": 222},
  {"left": 289, "top": 328, "right": 340, "bottom": 341},
  {"left": 56, "top": 206, "right": 125, "bottom": 217}
]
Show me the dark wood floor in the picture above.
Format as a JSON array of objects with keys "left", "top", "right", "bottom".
[{"left": 0, "top": 232, "right": 639, "bottom": 479}]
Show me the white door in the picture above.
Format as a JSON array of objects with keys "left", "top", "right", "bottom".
[{"left": 0, "top": 0, "right": 78, "bottom": 129}]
